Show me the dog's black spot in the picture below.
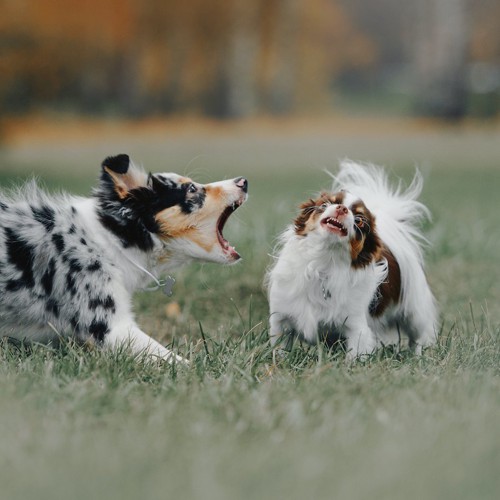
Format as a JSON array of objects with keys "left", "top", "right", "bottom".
[
  {"left": 46, "top": 299, "right": 60, "bottom": 318},
  {"left": 89, "top": 320, "right": 109, "bottom": 342},
  {"left": 52, "top": 233, "right": 65, "bottom": 253},
  {"left": 0, "top": 200, "right": 9, "bottom": 211},
  {"left": 103, "top": 295, "right": 115, "bottom": 310},
  {"left": 68, "top": 224, "right": 76, "bottom": 234},
  {"left": 88, "top": 298, "right": 98, "bottom": 310},
  {"left": 149, "top": 174, "right": 187, "bottom": 212},
  {"left": 179, "top": 184, "right": 207, "bottom": 214},
  {"left": 6, "top": 279, "right": 23, "bottom": 292},
  {"left": 71, "top": 206, "right": 77, "bottom": 215},
  {"left": 98, "top": 214, "right": 155, "bottom": 251},
  {"left": 31, "top": 205, "right": 56, "bottom": 232},
  {"left": 66, "top": 273, "right": 77, "bottom": 296},
  {"left": 70, "top": 315, "right": 80, "bottom": 332},
  {"left": 87, "top": 260, "right": 101, "bottom": 272},
  {"left": 80, "top": 237, "right": 87, "bottom": 246},
  {"left": 88, "top": 295, "right": 115, "bottom": 312},
  {"left": 4, "top": 227, "right": 35, "bottom": 288},
  {"left": 41, "top": 258, "right": 57, "bottom": 296},
  {"left": 67, "top": 258, "right": 83, "bottom": 274}
]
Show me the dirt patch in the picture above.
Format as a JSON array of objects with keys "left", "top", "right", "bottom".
[{"left": 1, "top": 115, "right": 499, "bottom": 177}]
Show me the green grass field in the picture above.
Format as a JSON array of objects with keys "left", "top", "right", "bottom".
[{"left": 0, "top": 123, "right": 499, "bottom": 500}]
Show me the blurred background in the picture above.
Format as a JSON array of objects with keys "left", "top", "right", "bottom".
[
  {"left": 1, "top": 5, "right": 499, "bottom": 498},
  {"left": 0, "top": 0, "right": 499, "bottom": 122},
  {"left": 1, "top": 0, "right": 499, "bottom": 335}
]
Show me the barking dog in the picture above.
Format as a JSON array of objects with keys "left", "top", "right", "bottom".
[
  {"left": 267, "top": 161, "right": 437, "bottom": 360},
  {"left": 0, "top": 154, "right": 248, "bottom": 363}
]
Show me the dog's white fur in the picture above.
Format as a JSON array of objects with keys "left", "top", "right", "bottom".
[
  {"left": 267, "top": 161, "right": 438, "bottom": 360},
  {"left": 0, "top": 155, "right": 247, "bottom": 364}
]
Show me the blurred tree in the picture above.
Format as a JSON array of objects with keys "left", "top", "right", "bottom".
[
  {"left": 0, "top": 0, "right": 136, "bottom": 113},
  {"left": 219, "top": 0, "right": 260, "bottom": 117},
  {"left": 470, "top": 0, "right": 500, "bottom": 61},
  {"left": 0, "top": 0, "right": 377, "bottom": 118},
  {"left": 267, "top": 0, "right": 300, "bottom": 114},
  {"left": 303, "top": 0, "right": 376, "bottom": 111},
  {"left": 413, "top": 0, "right": 469, "bottom": 119}
]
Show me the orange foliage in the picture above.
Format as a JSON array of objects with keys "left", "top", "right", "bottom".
[
  {"left": 470, "top": 0, "right": 500, "bottom": 61},
  {"left": 0, "top": 0, "right": 135, "bottom": 47},
  {"left": 0, "top": 0, "right": 376, "bottom": 115}
]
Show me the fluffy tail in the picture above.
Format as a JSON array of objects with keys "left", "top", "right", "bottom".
[
  {"left": 331, "top": 160, "right": 430, "bottom": 230},
  {"left": 330, "top": 161, "right": 435, "bottom": 321}
]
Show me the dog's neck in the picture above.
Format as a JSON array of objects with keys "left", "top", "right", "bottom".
[
  {"left": 74, "top": 198, "right": 170, "bottom": 291},
  {"left": 117, "top": 246, "right": 176, "bottom": 296},
  {"left": 294, "top": 231, "right": 352, "bottom": 274}
]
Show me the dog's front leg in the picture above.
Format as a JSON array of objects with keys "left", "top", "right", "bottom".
[
  {"left": 104, "top": 322, "right": 188, "bottom": 365},
  {"left": 344, "top": 317, "right": 377, "bottom": 362}
]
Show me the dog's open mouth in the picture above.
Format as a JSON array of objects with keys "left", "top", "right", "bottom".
[
  {"left": 321, "top": 217, "right": 348, "bottom": 237},
  {"left": 217, "top": 201, "right": 243, "bottom": 260}
]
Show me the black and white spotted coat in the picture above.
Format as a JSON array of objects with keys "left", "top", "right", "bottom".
[
  {"left": 0, "top": 155, "right": 248, "bottom": 363},
  {"left": 0, "top": 182, "right": 157, "bottom": 351}
]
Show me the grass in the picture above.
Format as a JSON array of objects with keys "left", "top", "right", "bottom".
[{"left": 0, "top": 125, "right": 499, "bottom": 499}]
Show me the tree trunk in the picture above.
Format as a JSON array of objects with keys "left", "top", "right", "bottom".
[
  {"left": 114, "top": 46, "right": 145, "bottom": 117},
  {"left": 219, "top": 0, "right": 260, "bottom": 118},
  {"left": 413, "top": 0, "right": 469, "bottom": 119},
  {"left": 268, "top": 0, "right": 300, "bottom": 114}
]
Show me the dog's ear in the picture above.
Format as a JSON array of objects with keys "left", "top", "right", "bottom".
[
  {"left": 298, "top": 198, "right": 317, "bottom": 211},
  {"left": 102, "top": 154, "right": 130, "bottom": 174},
  {"left": 294, "top": 198, "right": 318, "bottom": 235},
  {"left": 101, "top": 154, "right": 147, "bottom": 199}
]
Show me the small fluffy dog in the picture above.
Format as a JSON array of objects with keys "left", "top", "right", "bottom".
[
  {"left": 267, "top": 161, "right": 437, "bottom": 360},
  {"left": 0, "top": 154, "right": 248, "bottom": 363}
]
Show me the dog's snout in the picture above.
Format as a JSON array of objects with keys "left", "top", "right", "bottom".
[
  {"left": 234, "top": 177, "right": 248, "bottom": 193},
  {"left": 336, "top": 204, "right": 348, "bottom": 216}
]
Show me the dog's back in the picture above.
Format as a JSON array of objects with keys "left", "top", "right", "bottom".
[{"left": 0, "top": 183, "right": 119, "bottom": 343}]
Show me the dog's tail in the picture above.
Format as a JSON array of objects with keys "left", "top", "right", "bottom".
[{"left": 329, "top": 160, "right": 435, "bottom": 319}]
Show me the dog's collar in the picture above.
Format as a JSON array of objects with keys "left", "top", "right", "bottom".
[
  {"left": 321, "top": 281, "right": 331, "bottom": 301},
  {"left": 319, "top": 275, "right": 332, "bottom": 301},
  {"left": 125, "top": 256, "right": 176, "bottom": 296},
  {"left": 140, "top": 268, "right": 176, "bottom": 296},
  {"left": 107, "top": 235, "right": 176, "bottom": 296}
]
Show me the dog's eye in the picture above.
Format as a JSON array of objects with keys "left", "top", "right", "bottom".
[
  {"left": 187, "top": 183, "right": 197, "bottom": 194},
  {"left": 355, "top": 216, "right": 364, "bottom": 227},
  {"left": 320, "top": 203, "right": 329, "bottom": 210}
]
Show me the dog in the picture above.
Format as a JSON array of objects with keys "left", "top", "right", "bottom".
[
  {"left": 0, "top": 154, "right": 248, "bottom": 363},
  {"left": 267, "top": 161, "right": 437, "bottom": 360}
]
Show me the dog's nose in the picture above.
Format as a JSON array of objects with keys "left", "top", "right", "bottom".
[
  {"left": 234, "top": 177, "right": 248, "bottom": 193},
  {"left": 336, "top": 204, "right": 348, "bottom": 216}
]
